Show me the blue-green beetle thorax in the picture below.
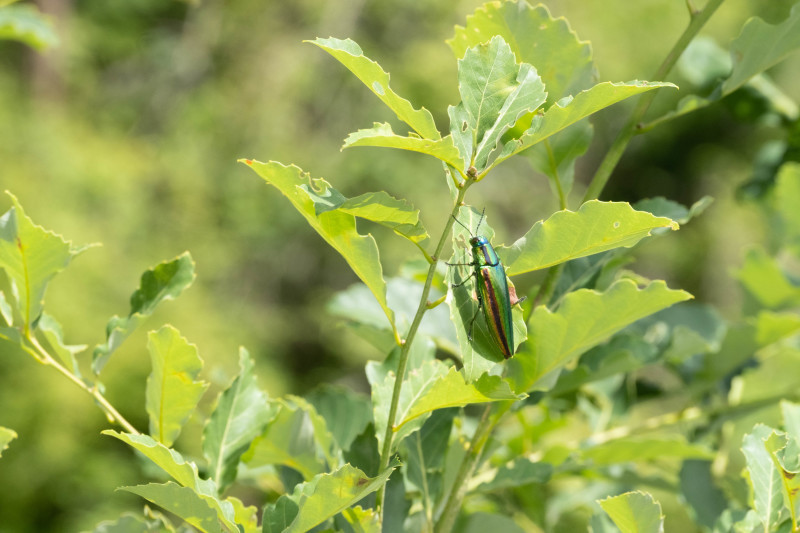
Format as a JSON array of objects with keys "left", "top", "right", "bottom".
[{"left": 470, "top": 235, "right": 500, "bottom": 267}]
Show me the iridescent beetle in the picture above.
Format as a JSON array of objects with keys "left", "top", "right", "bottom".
[{"left": 449, "top": 209, "right": 525, "bottom": 359}]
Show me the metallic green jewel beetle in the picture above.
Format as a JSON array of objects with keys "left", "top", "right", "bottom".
[{"left": 450, "top": 210, "right": 524, "bottom": 359}]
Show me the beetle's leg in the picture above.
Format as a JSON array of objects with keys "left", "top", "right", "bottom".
[{"left": 450, "top": 270, "right": 477, "bottom": 289}]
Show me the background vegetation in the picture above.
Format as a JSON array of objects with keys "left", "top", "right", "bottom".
[{"left": 1, "top": 0, "right": 799, "bottom": 531}]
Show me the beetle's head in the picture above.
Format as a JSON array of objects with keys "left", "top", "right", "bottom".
[{"left": 470, "top": 236, "right": 488, "bottom": 247}]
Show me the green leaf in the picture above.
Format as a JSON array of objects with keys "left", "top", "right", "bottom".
[
  {"left": 527, "top": 120, "right": 593, "bottom": 200},
  {"left": 756, "top": 311, "right": 800, "bottom": 347},
  {"left": 582, "top": 435, "right": 712, "bottom": 466},
  {"left": 0, "top": 192, "right": 80, "bottom": 332},
  {"left": 732, "top": 347, "right": 800, "bottom": 405},
  {"left": 598, "top": 491, "right": 664, "bottom": 533},
  {"left": 782, "top": 401, "right": 800, "bottom": 444},
  {"left": 460, "top": 512, "right": 527, "bottom": 533},
  {"left": 742, "top": 424, "right": 787, "bottom": 531},
  {"left": 243, "top": 161, "right": 397, "bottom": 336},
  {"left": 774, "top": 162, "right": 800, "bottom": 246},
  {"left": 226, "top": 496, "right": 259, "bottom": 533},
  {"left": 340, "top": 506, "right": 381, "bottom": 533},
  {"left": 476, "top": 458, "right": 552, "bottom": 492},
  {"left": 765, "top": 432, "right": 800, "bottom": 528},
  {"left": 261, "top": 459, "right": 400, "bottom": 533},
  {"left": 401, "top": 408, "right": 455, "bottom": 510},
  {"left": 203, "top": 347, "right": 272, "bottom": 492},
  {"left": 448, "top": 1, "right": 594, "bottom": 103},
  {"left": 93, "top": 252, "right": 196, "bottom": 374},
  {"left": 0, "top": 4, "right": 57, "bottom": 50},
  {"left": 722, "top": 5, "right": 800, "bottom": 97},
  {"left": 306, "top": 385, "right": 372, "bottom": 453},
  {"left": 492, "top": 81, "right": 675, "bottom": 171},
  {"left": 736, "top": 247, "right": 800, "bottom": 309},
  {"left": 38, "top": 312, "right": 86, "bottom": 377},
  {"left": 634, "top": 196, "right": 714, "bottom": 226},
  {"left": 0, "top": 426, "right": 16, "bottom": 458},
  {"left": 642, "top": 302, "right": 727, "bottom": 365},
  {"left": 500, "top": 201, "right": 678, "bottom": 276},
  {"left": 146, "top": 325, "right": 209, "bottom": 447},
  {"left": 121, "top": 483, "right": 222, "bottom": 533},
  {"left": 309, "top": 38, "right": 440, "bottom": 140},
  {"left": 451, "top": 36, "right": 547, "bottom": 171},
  {"left": 446, "top": 207, "right": 526, "bottom": 377},
  {"left": 243, "top": 396, "right": 338, "bottom": 481},
  {"left": 90, "top": 513, "right": 167, "bottom": 533},
  {"left": 334, "top": 190, "right": 429, "bottom": 247},
  {"left": 343, "top": 123, "right": 462, "bottom": 170},
  {"left": 104, "top": 431, "right": 238, "bottom": 531},
  {"left": 508, "top": 279, "right": 692, "bottom": 393}
]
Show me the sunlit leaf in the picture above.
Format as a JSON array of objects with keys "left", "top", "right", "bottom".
[
  {"left": 448, "top": 1, "right": 594, "bottom": 103},
  {"left": 339, "top": 506, "right": 381, "bottom": 533},
  {"left": 226, "top": 496, "right": 259, "bottom": 533},
  {"left": 0, "top": 426, "right": 16, "bottom": 458},
  {"left": 121, "top": 483, "right": 222, "bottom": 533},
  {"left": 492, "top": 81, "right": 674, "bottom": 170},
  {"left": 500, "top": 201, "right": 678, "bottom": 276},
  {"left": 333, "top": 190, "right": 429, "bottom": 247},
  {"left": 309, "top": 38, "right": 440, "bottom": 140},
  {"left": 582, "top": 435, "right": 712, "bottom": 466},
  {"left": 742, "top": 425, "right": 788, "bottom": 531},
  {"left": 782, "top": 401, "right": 800, "bottom": 445},
  {"left": 764, "top": 431, "right": 800, "bottom": 527},
  {"left": 0, "top": 4, "right": 57, "bottom": 50},
  {"left": 90, "top": 513, "right": 167, "bottom": 533},
  {"left": 343, "top": 122, "right": 462, "bottom": 170},
  {"left": 508, "top": 280, "right": 691, "bottom": 393},
  {"left": 262, "top": 459, "right": 400, "bottom": 533},
  {"left": 38, "top": 313, "right": 86, "bottom": 377},
  {"left": 104, "top": 431, "right": 237, "bottom": 531},
  {"left": 93, "top": 252, "right": 196, "bottom": 374},
  {"left": 0, "top": 192, "right": 80, "bottom": 332},
  {"left": 774, "top": 162, "right": 800, "bottom": 246},
  {"left": 243, "top": 396, "right": 338, "bottom": 480},
  {"left": 203, "top": 348, "right": 272, "bottom": 492},
  {"left": 451, "top": 36, "right": 547, "bottom": 171},
  {"left": 243, "top": 160, "right": 396, "bottom": 335},
  {"left": 146, "top": 326, "right": 208, "bottom": 447},
  {"left": 755, "top": 311, "right": 800, "bottom": 347},
  {"left": 598, "top": 491, "right": 664, "bottom": 533}
]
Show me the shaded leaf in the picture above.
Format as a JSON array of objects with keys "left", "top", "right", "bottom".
[
  {"left": 492, "top": 81, "right": 675, "bottom": 170},
  {"left": 90, "top": 513, "right": 166, "bottom": 533},
  {"left": 146, "top": 325, "right": 208, "bottom": 447},
  {"left": 447, "top": 206, "right": 526, "bottom": 378},
  {"left": 309, "top": 38, "right": 440, "bottom": 139},
  {"left": 243, "top": 396, "right": 338, "bottom": 481},
  {"left": 401, "top": 408, "right": 455, "bottom": 511},
  {"left": 203, "top": 347, "right": 272, "bottom": 492},
  {"left": 0, "top": 192, "right": 79, "bottom": 332},
  {"left": 736, "top": 247, "right": 800, "bottom": 309},
  {"left": 755, "top": 311, "right": 800, "bottom": 347},
  {"left": 527, "top": 119, "right": 593, "bottom": 200},
  {"left": 764, "top": 432, "right": 800, "bottom": 528},
  {"left": 306, "top": 385, "right": 372, "bottom": 453},
  {"left": 243, "top": 160, "right": 396, "bottom": 335},
  {"left": 742, "top": 424, "right": 786, "bottom": 531},
  {"left": 121, "top": 483, "right": 222, "bottom": 533},
  {"left": 500, "top": 201, "right": 678, "bottom": 276},
  {"left": 0, "top": 426, "right": 16, "bottom": 458},
  {"left": 262, "top": 459, "right": 400, "bottom": 533},
  {"left": 634, "top": 196, "right": 714, "bottom": 226},
  {"left": 598, "top": 491, "right": 664, "bottom": 533},
  {"left": 448, "top": 1, "right": 594, "bottom": 103},
  {"left": 343, "top": 122, "right": 462, "bottom": 170},
  {"left": 93, "top": 252, "right": 196, "bottom": 374},
  {"left": 774, "top": 162, "right": 800, "bottom": 246},
  {"left": 508, "top": 280, "right": 692, "bottom": 393},
  {"left": 680, "top": 460, "right": 728, "bottom": 529},
  {"left": 782, "top": 401, "right": 800, "bottom": 444},
  {"left": 0, "top": 4, "right": 57, "bottom": 50},
  {"left": 476, "top": 458, "right": 552, "bottom": 492},
  {"left": 461, "top": 512, "right": 526, "bottom": 533}
]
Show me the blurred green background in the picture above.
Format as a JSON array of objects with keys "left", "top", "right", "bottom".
[{"left": 0, "top": 0, "right": 798, "bottom": 530}]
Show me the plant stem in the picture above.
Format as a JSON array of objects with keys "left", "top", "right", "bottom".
[
  {"left": 375, "top": 180, "right": 472, "bottom": 519},
  {"left": 25, "top": 333, "right": 139, "bottom": 435},
  {"left": 582, "top": 0, "right": 726, "bottom": 203},
  {"left": 435, "top": 401, "right": 512, "bottom": 532}
]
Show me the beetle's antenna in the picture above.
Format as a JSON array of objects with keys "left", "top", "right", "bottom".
[
  {"left": 451, "top": 214, "right": 474, "bottom": 237},
  {"left": 474, "top": 207, "right": 486, "bottom": 235}
]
